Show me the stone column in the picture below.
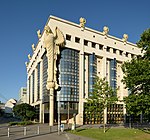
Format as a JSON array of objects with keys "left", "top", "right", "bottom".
[
  {"left": 30, "top": 74, "right": 33, "bottom": 104},
  {"left": 123, "top": 103, "right": 126, "bottom": 123},
  {"left": 102, "top": 56, "right": 107, "bottom": 78},
  {"left": 40, "top": 103, "right": 44, "bottom": 123},
  {"left": 27, "top": 78, "right": 30, "bottom": 104},
  {"left": 34, "top": 67, "right": 38, "bottom": 102},
  {"left": 39, "top": 59, "right": 43, "bottom": 123},
  {"left": 49, "top": 88, "right": 54, "bottom": 126}
]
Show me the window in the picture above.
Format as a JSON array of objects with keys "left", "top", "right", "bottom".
[
  {"left": 113, "top": 49, "right": 117, "bottom": 54},
  {"left": 75, "top": 37, "right": 80, "bottom": 43},
  {"left": 99, "top": 44, "right": 103, "bottom": 50},
  {"left": 119, "top": 50, "right": 123, "bottom": 55},
  {"left": 106, "top": 46, "right": 110, "bottom": 52},
  {"left": 131, "top": 54, "right": 134, "bottom": 58},
  {"left": 126, "top": 52, "right": 129, "bottom": 57},
  {"left": 92, "top": 42, "right": 96, "bottom": 48},
  {"left": 84, "top": 40, "right": 88, "bottom": 46},
  {"left": 66, "top": 34, "right": 71, "bottom": 41}
]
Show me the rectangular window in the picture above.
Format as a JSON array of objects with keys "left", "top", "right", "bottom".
[
  {"left": 66, "top": 34, "right": 71, "bottom": 41},
  {"left": 92, "top": 42, "right": 96, "bottom": 48},
  {"left": 119, "top": 50, "right": 123, "bottom": 55},
  {"left": 84, "top": 40, "right": 88, "bottom": 46},
  {"left": 106, "top": 46, "right": 110, "bottom": 52},
  {"left": 99, "top": 44, "right": 103, "bottom": 50},
  {"left": 131, "top": 54, "right": 134, "bottom": 58},
  {"left": 113, "top": 49, "right": 117, "bottom": 54},
  {"left": 75, "top": 37, "right": 80, "bottom": 43},
  {"left": 126, "top": 52, "right": 129, "bottom": 57}
]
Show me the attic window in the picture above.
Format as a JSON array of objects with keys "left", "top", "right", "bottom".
[
  {"left": 92, "top": 42, "right": 96, "bottom": 48},
  {"left": 75, "top": 37, "right": 80, "bottom": 43},
  {"left": 99, "top": 44, "right": 103, "bottom": 50},
  {"left": 66, "top": 34, "right": 71, "bottom": 41},
  {"left": 106, "top": 46, "right": 110, "bottom": 52},
  {"left": 84, "top": 40, "right": 88, "bottom": 46}
]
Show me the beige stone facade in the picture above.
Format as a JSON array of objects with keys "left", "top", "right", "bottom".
[{"left": 26, "top": 16, "right": 142, "bottom": 125}]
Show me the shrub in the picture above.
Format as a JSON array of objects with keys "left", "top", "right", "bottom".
[{"left": 9, "top": 121, "right": 33, "bottom": 126}]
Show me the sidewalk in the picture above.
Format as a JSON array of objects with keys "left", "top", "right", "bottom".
[
  {"left": 13, "top": 132, "right": 93, "bottom": 140},
  {"left": 0, "top": 123, "right": 94, "bottom": 140}
]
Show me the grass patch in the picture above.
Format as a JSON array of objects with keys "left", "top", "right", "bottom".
[{"left": 70, "top": 128, "right": 150, "bottom": 140}]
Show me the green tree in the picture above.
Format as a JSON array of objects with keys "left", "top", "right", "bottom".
[
  {"left": 0, "top": 107, "right": 4, "bottom": 116},
  {"left": 86, "top": 77, "right": 118, "bottom": 133},
  {"left": 122, "top": 28, "right": 150, "bottom": 122},
  {"left": 137, "top": 28, "right": 150, "bottom": 60},
  {"left": 13, "top": 103, "right": 36, "bottom": 121}
]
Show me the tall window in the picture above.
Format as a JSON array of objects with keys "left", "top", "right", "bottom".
[
  {"left": 88, "top": 53, "right": 97, "bottom": 93},
  {"left": 32, "top": 71, "right": 35, "bottom": 103},
  {"left": 57, "top": 48, "right": 79, "bottom": 113},
  {"left": 28, "top": 77, "right": 31, "bottom": 104},
  {"left": 42, "top": 53, "right": 49, "bottom": 103},
  {"left": 37, "top": 63, "right": 40, "bottom": 100},
  {"left": 58, "top": 49, "right": 79, "bottom": 101},
  {"left": 110, "top": 58, "right": 117, "bottom": 95}
]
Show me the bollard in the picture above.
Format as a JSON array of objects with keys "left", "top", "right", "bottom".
[
  {"left": 37, "top": 126, "right": 40, "bottom": 135},
  {"left": 60, "top": 124, "right": 64, "bottom": 133},
  {"left": 8, "top": 128, "right": 10, "bottom": 137},
  {"left": 24, "top": 127, "right": 27, "bottom": 136}
]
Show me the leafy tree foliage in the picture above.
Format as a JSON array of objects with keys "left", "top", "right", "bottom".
[
  {"left": 122, "top": 28, "right": 150, "bottom": 121},
  {"left": 137, "top": 28, "right": 150, "bottom": 60},
  {"left": 13, "top": 103, "right": 36, "bottom": 121},
  {"left": 86, "top": 77, "right": 118, "bottom": 132},
  {"left": 0, "top": 107, "right": 4, "bottom": 116}
]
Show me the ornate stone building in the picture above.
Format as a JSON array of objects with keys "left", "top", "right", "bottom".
[{"left": 26, "top": 16, "right": 141, "bottom": 126}]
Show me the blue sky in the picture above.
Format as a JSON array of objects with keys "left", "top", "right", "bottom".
[{"left": 0, "top": 0, "right": 149, "bottom": 103}]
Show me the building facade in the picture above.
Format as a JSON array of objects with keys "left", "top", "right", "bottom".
[
  {"left": 5, "top": 99, "right": 17, "bottom": 114},
  {"left": 26, "top": 16, "right": 142, "bottom": 125},
  {"left": 18, "top": 87, "right": 27, "bottom": 104}
]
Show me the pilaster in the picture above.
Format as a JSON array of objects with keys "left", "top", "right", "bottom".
[
  {"left": 77, "top": 40, "right": 84, "bottom": 125},
  {"left": 39, "top": 59, "right": 43, "bottom": 123},
  {"left": 27, "top": 78, "right": 29, "bottom": 104},
  {"left": 102, "top": 56, "right": 107, "bottom": 78},
  {"left": 30, "top": 74, "right": 33, "bottom": 104},
  {"left": 34, "top": 67, "right": 38, "bottom": 102}
]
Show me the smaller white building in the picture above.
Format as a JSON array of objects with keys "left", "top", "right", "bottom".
[
  {"left": 18, "top": 87, "right": 27, "bottom": 104},
  {"left": 5, "top": 99, "right": 17, "bottom": 114}
]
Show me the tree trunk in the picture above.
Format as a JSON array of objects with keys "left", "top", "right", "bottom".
[{"left": 103, "top": 110, "right": 106, "bottom": 133}]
